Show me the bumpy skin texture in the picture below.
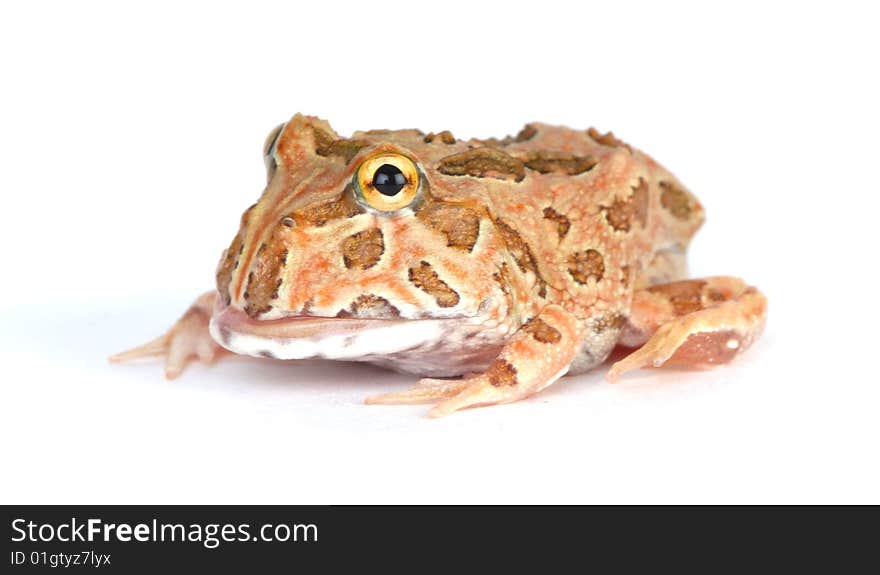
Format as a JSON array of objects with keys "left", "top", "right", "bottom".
[{"left": 111, "top": 114, "right": 767, "bottom": 417}]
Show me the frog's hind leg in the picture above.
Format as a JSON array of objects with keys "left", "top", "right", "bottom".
[
  {"left": 366, "top": 304, "right": 581, "bottom": 417},
  {"left": 607, "top": 277, "right": 767, "bottom": 382},
  {"left": 109, "top": 291, "right": 229, "bottom": 379}
]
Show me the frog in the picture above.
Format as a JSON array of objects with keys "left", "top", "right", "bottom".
[{"left": 111, "top": 114, "right": 767, "bottom": 417}]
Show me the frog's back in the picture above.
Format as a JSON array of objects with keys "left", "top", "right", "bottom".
[{"left": 434, "top": 123, "right": 705, "bottom": 321}]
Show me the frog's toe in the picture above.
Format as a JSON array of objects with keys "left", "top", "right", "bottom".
[
  {"left": 606, "top": 324, "right": 682, "bottom": 382},
  {"left": 109, "top": 333, "right": 171, "bottom": 363},
  {"left": 607, "top": 278, "right": 767, "bottom": 382},
  {"left": 163, "top": 313, "right": 226, "bottom": 379},
  {"left": 365, "top": 375, "right": 507, "bottom": 417},
  {"left": 427, "top": 379, "right": 506, "bottom": 418},
  {"left": 364, "top": 378, "right": 469, "bottom": 406},
  {"left": 164, "top": 330, "right": 197, "bottom": 379},
  {"left": 110, "top": 291, "right": 226, "bottom": 380}
]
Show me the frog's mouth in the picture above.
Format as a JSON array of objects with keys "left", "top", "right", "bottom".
[{"left": 209, "top": 305, "right": 455, "bottom": 360}]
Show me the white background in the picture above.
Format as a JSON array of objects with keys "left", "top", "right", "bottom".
[{"left": 1, "top": 1, "right": 877, "bottom": 504}]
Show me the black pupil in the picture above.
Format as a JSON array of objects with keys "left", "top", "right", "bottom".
[{"left": 373, "top": 164, "right": 407, "bottom": 196}]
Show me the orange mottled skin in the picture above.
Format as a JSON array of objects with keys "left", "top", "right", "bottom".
[{"left": 112, "top": 114, "right": 767, "bottom": 417}]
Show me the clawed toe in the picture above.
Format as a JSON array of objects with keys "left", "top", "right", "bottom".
[
  {"left": 365, "top": 378, "right": 469, "bottom": 406},
  {"left": 108, "top": 334, "right": 171, "bottom": 363},
  {"left": 366, "top": 374, "right": 508, "bottom": 418},
  {"left": 427, "top": 383, "right": 502, "bottom": 418},
  {"left": 110, "top": 292, "right": 225, "bottom": 379}
]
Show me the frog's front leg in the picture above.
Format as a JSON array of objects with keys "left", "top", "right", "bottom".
[
  {"left": 109, "top": 291, "right": 228, "bottom": 379},
  {"left": 607, "top": 277, "right": 767, "bottom": 381},
  {"left": 366, "top": 305, "right": 581, "bottom": 418}
]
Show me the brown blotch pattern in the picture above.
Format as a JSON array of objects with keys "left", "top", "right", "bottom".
[
  {"left": 299, "top": 194, "right": 364, "bottom": 227},
  {"left": 632, "top": 178, "right": 649, "bottom": 228},
  {"left": 244, "top": 242, "right": 289, "bottom": 317},
  {"left": 568, "top": 249, "right": 605, "bottom": 284},
  {"left": 311, "top": 126, "right": 335, "bottom": 151},
  {"left": 542, "top": 207, "right": 571, "bottom": 239},
  {"left": 522, "top": 151, "right": 597, "bottom": 176},
  {"left": 648, "top": 280, "right": 708, "bottom": 316},
  {"left": 437, "top": 147, "right": 525, "bottom": 182},
  {"left": 270, "top": 277, "right": 283, "bottom": 300},
  {"left": 337, "top": 294, "right": 400, "bottom": 319},
  {"left": 515, "top": 124, "right": 538, "bottom": 142},
  {"left": 408, "top": 261, "right": 460, "bottom": 308},
  {"left": 312, "top": 126, "right": 370, "bottom": 163},
  {"left": 603, "top": 195, "right": 634, "bottom": 232},
  {"left": 342, "top": 228, "right": 385, "bottom": 270},
  {"left": 493, "top": 262, "right": 512, "bottom": 295},
  {"left": 424, "top": 130, "right": 456, "bottom": 144},
  {"left": 493, "top": 218, "right": 547, "bottom": 298},
  {"left": 487, "top": 359, "right": 519, "bottom": 387},
  {"left": 659, "top": 181, "right": 692, "bottom": 220},
  {"left": 416, "top": 201, "right": 481, "bottom": 251},
  {"left": 592, "top": 312, "right": 627, "bottom": 333},
  {"left": 587, "top": 127, "right": 631, "bottom": 151},
  {"left": 216, "top": 231, "right": 243, "bottom": 306},
  {"left": 522, "top": 317, "right": 562, "bottom": 344},
  {"left": 216, "top": 204, "right": 255, "bottom": 304}
]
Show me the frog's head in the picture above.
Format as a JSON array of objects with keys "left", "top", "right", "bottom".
[{"left": 210, "top": 114, "right": 531, "bottom": 364}]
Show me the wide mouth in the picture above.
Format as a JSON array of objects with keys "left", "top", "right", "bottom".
[
  {"left": 209, "top": 304, "right": 460, "bottom": 361},
  {"left": 212, "top": 305, "right": 407, "bottom": 341}
]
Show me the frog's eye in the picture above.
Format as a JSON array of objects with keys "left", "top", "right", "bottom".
[
  {"left": 354, "top": 154, "right": 421, "bottom": 212},
  {"left": 263, "top": 123, "right": 285, "bottom": 182}
]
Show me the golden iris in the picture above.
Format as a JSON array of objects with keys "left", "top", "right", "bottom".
[{"left": 355, "top": 154, "right": 421, "bottom": 211}]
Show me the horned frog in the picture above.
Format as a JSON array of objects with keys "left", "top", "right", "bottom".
[{"left": 112, "top": 114, "right": 767, "bottom": 417}]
